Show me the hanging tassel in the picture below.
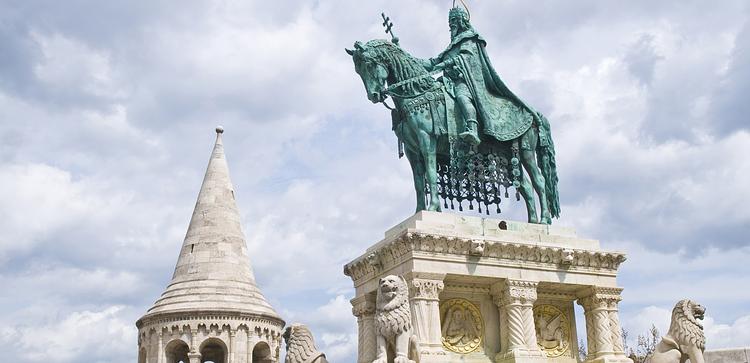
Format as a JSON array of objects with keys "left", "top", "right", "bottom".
[{"left": 516, "top": 191, "right": 521, "bottom": 201}]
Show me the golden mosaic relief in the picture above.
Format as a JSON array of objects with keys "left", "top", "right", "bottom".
[
  {"left": 533, "top": 304, "right": 571, "bottom": 358},
  {"left": 440, "top": 298, "right": 484, "bottom": 354}
]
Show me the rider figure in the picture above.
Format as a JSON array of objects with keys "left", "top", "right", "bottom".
[
  {"left": 423, "top": 7, "right": 483, "bottom": 145},
  {"left": 424, "top": 7, "right": 541, "bottom": 148}
]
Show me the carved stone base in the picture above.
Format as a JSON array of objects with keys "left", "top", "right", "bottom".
[
  {"left": 344, "top": 211, "right": 631, "bottom": 363},
  {"left": 584, "top": 356, "right": 634, "bottom": 363},
  {"left": 495, "top": 348, "right": 548, "bottom": 363}
]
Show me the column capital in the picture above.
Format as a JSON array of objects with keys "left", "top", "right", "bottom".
[
  {"left": 577, "top": 286, "right": 623, "bottom": 310},
  {"left": 408, "top": 278, "right": 444, "bottom": 300},
  {"left": 351, "top": 294, "right": 376, "bottom": 318},
  {"left": 492, "top": 279, "right": 539, "bottom": 305}
]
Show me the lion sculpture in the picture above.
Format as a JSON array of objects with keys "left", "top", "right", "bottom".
[
  {"left": 648, "top": 299, "right": 706, "bottom": 363},
  {"left": 374, "top": 275, "right": 420, "bottom": 363},
  {"left": 283, "top": 323, "right": 328, "bottom": 363}
]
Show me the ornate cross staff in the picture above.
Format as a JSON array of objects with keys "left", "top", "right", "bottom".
[{"left": 381, "top": 13, "right": 399, "bottom": 45}]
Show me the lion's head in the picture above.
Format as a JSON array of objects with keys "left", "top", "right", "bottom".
[
  {"left": 283, "top": 323, "right": 325, "bottom": 363},
  {"left": 376, "top": 275, "right": 410, "bottom": 312},
  {"left": 375, "top": 275, "right": 412, "bottom": 338},
  {"left": 668, "top": 299, "right": 706, "bottom": 351}
]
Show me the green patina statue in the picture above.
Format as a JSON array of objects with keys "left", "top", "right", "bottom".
[{"left": 346, "top": 8, "right": 560, "bottom": 224}]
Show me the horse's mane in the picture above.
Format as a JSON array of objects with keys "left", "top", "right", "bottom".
[{"left": 365, "top": 40, "right": 434, "bottom": 96}]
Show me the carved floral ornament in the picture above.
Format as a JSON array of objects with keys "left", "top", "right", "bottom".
[
  {"left": 343, "top": 233, "right": 626, "bottom": 284},
  {"left": 409, "top": 278, "right": 445, "bottom": 300},
  {"left": 533, "top": 304, "right": 570, "bottom": 358},
  {"left": 577, "top": 287, "right": 624, "bottom": 310},
  {"left": 440, "top": 298, "right": 484, "bottom": 354}
]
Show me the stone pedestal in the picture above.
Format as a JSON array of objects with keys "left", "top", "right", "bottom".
[{"left": 344, "top": 211, "right": 633, "bottom": 363}]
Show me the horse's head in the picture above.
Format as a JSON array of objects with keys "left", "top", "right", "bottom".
[{"left": 346, "top": 40, "right": 389, "bottom": 103}]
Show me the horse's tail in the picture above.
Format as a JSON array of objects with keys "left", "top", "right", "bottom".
[{"left": 535, "top": 113, "right": 561, "bottom": 218}]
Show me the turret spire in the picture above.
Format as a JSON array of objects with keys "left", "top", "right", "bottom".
[{"left": 144, "top": 127, "right": 279, "bottom": 318}]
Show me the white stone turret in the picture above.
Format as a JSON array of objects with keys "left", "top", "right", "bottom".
[{"left": 137, "top": 127, "right": 284, "bottom": 363}]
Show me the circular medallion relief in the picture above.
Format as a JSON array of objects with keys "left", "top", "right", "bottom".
[
  {"left": 533, "top": 304, "right": 571, "bottom": 358},
  {"left": 440, "top": 298, "right": 484, "bottom": 354}
]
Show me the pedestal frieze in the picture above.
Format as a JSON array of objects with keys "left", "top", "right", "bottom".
[
  {"left": 440, "top": 298, "right": 484, "bottom": 354},
  {"left": 533, "top": 304, "right": 570, "bottom": 358}
]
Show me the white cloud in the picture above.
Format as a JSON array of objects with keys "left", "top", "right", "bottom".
[
  {"left": 705, "top": 314, "right": 750, "bottom": 349},
  {"left": 0, "top": 163, "right": 129, "bottom": 259},
  {"left": 31, "top": 32, "right": 122, "bottom": 100},
  {"left": 0, "top": 306, "right": 135, "bottom": 363}
]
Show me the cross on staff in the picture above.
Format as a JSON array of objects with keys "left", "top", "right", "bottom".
[{"left": 381, "top": 13, "right": 399, "bottom": 45}]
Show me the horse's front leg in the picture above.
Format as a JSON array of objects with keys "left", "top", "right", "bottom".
[
  {"left": 404, "top": 147, "right": 426, "bottom": 212},
  {"left": 416, "top": 129, "right": 441, "bottom": 212}
]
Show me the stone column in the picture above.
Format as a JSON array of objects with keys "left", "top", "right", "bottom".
[
  {"left": 157, "top": 331, "right": 164, "bottom": 363},
  {"left": 492, "top": 279, "right": 545, "bottom": 363},
  {"left": 608, "top": 299, "right": 625, "bottom": 357},
  {"left": 270, "top": 333, "right": 279, "bottom": 363},
  {"left": 351, "top": 293, "right": 377, "bottom": 363},
  {"left": 188, "top": 328, "right": 201, "bottom": 363},
  {"left": 188, "top": 352, "right": 202, "bottom": 363},
  {"left": 406, "top": 273, "right": 446, "bottom": 358},
  {"left": 246, "top": 330, "right": 254, "bottom": 363},
  {"left": 190, "top": 328, "right": 199, "bottom": 353},
  {"left": 577, "top": 287, "right": 632, "bottom": 363},
  {"left": 229, "top": 329, "right": 237, "bottom": 363}
]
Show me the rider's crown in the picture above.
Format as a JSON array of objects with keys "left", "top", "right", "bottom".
[{"left": 449, "top": 7, "right": 469, "bottom": 22}]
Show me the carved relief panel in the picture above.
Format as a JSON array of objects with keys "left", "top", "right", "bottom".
[
  {"left": 533, "top": 304, "right": 571, "bottom": 358},
  {"left": 439, "top": 298, "right": 484, "bottom": 354}
]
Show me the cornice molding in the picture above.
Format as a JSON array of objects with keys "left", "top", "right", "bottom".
[{"left": 344, "top": 232, "right": 626, "bottom": 285}]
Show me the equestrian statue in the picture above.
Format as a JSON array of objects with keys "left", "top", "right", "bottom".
[{"left": 347, "top": 8, "right": 560, "bottom": 224}]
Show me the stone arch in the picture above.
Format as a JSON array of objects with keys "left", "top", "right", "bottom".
[
  {"left": 252, "top": 341, "right": 274, "bottom": 363},
  {"left": 200, "top": 337, "right": 227, "bottom": 363},
  {"left": 164, "top": 339, "right": 190, "bottom": 363}
]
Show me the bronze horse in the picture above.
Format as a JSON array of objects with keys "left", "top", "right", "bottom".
[{"left": 347, "top": 39, "right": 559, "bottom": 224}]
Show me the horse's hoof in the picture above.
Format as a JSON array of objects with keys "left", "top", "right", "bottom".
[{"left": 541, "top": 211, "right": 552, "bottom": 225}]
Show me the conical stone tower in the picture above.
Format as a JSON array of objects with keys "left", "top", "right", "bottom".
[{"left": 137, "top": 127, "right": 284, "bottom": 363}]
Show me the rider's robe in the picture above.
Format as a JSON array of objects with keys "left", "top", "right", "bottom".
[
  {"left": 431, "top": 29, "right": 561, "bottom": 217},
  {"left": 434, "top": 29, "right": 544, "bottom": 143}
]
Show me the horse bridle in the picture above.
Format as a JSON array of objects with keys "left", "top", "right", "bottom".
[{"left": 378, "top": 69, "right": 443, "bottom": 111}]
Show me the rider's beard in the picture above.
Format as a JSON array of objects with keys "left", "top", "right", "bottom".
[{"left": 450, "top": 23, "right": 466, "bottom": 39}]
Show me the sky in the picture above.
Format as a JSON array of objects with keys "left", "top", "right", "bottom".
[{"left": 0, "top": 0, "right": 749, "bottom": 362}]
